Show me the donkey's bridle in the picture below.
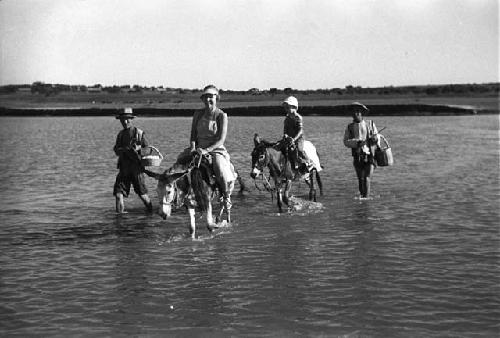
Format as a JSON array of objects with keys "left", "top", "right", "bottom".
[
  {"left": 252, "top": 150, "right": 267, "bottom": 172},
  {"left": 159, "top": 168, "right": 191, "bottom": 209},
  {"left": 252, "top": 144, "right": 276, "bottom": 194},
  {"left": 160, "top": 152, "right": 211, "bottom": 208}
]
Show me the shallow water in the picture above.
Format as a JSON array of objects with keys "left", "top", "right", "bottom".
[{"left": 0, "top": 115, "right": 499, "bottom": 337}]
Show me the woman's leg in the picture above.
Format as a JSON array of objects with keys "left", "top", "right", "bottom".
[{"left": 212, "top": 154, "right": 233, "bottom": 211}]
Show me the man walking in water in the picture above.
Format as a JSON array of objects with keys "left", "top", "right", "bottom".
[
  {"left": 343, "top": 102, "right": 380, "bottom": 199},
  {"left": 113, "top": 107, "right": 153, "bottom": 213}
]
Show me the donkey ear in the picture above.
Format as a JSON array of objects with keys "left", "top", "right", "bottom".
[{"left": 254, "top": 133, "right": 261, "bottom": 146}]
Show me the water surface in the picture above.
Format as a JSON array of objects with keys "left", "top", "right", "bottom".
[{"left": 0, "top": 115, "right": 498, "bottom": 337}]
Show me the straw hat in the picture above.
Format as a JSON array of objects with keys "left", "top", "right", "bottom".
[
  {"left": 351, "top": 102, "right": 369, "bottom": 112},
  {"left": 116, "top": 107, "right": 136, "bottom": 119},
  {"left": 283, "top": 96, "right": 298, "bottom": 108}
]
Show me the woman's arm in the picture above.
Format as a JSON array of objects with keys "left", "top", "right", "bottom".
[{"left": 189, "top": 111, "right": 199, "bottom": 151}]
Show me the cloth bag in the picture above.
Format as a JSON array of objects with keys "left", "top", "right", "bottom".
[{"left": 375, "top": 134, "right": 393, "bottom": 166}]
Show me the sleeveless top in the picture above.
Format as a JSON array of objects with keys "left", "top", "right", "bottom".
[{"left": 193, "top": 108, "right": 226, "bottom": 150}]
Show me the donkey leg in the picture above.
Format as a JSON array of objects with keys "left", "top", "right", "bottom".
[
  {"left": 206, "top": 202, "right": 218, "bottom": 231},
  {"left": 224, "top": 182, "right": 234, "bottom": 223},
  {"left": 276, "top": 189, "right": 284, "bottom": 213},
  {"left": 283, "top": 180, "right": 292, "bottom": 212},
  {"left": 309, "top": 169, "right": 317, "bottom": 202},
  {"left": 216, "top": 206, "right": 225, "bottom": 224},
  {"left": 316, "top": 171, "right": 323, "bottom": 196},
  {"left": 308, "top": 174, "right": 313, "bottom": 201},
  {"left": 188, "top": 208, "right": 196, "bottom": 239},
  {"left": 217, "top": 202, "right": 231, "bottom": 224}
]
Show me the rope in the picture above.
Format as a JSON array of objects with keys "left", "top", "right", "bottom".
[{"left": 252, "top": 170, "right": 276, "bottom": 203}]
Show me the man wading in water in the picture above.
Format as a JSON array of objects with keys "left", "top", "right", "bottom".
[
  {"left": 113, "top": 107, "right": 153, "bottom": 213},
  {"left": 343, "top": 102, "right": 380, "bottom": 199}
]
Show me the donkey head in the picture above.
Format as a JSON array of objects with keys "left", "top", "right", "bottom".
[
  {"left": 250, "top": 134, "right": 269, "bottom": 179},
  {"left": 145, "top": 168, "right": 188, "bottom": 219}
]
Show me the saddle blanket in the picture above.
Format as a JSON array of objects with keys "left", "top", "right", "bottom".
[{"left": 304, "top": 140, "right": 322, "bottom": 172}]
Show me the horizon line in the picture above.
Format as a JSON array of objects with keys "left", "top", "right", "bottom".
[{"left": 1, "top": 81, "right": 499, "bottom": 91}]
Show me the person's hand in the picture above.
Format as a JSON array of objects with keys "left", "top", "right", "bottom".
[
  {"left": 357, "top": 140, "right": 366, "bottom": 147},
  {"left": 196, "top": 148, "right": 208, "bottom": 156},
  {"left": 283, "top": 134, "right": 294, "bottom": 145}
]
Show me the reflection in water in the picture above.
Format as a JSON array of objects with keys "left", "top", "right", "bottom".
[{"left": 346, "top": 202, "right": 378, "bottom": 328}]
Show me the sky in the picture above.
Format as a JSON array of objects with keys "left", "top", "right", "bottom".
[{"left": 0, "top": 0, "right": 498, "bottom": 90}]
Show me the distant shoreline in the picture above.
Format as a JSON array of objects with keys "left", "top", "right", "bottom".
[
  {"left": 1, "top": 92, "right": 498, "bottom": 116},
  {"left": 0, "top": 103, "right": 495, "bottom": 117}
]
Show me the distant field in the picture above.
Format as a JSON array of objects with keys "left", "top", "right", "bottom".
[{"left": 0, "top": 91, "right": 498, "bottom": 110}]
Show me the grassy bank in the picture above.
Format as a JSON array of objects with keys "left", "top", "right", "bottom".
[{"left": 0, "top": 91, "right": 498, "bottom": 116}]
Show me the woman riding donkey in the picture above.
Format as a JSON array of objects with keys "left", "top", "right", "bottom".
[{"left": 174, "top": 85, "right": 238, "bottom": 219}]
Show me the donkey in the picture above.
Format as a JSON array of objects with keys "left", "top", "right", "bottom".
[
  {"left": 145, "top": 154, "right": 242, "bottom": 238},
  {"left": 250, "top": 133, "right": 323, "bottom": 213}
]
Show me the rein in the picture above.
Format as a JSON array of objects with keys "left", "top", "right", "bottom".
[
  {"left": 256, "top": 172, "right": 275, "bottom": 203},
  {"left": 171, "top": 153, "right": 212, "bottom": 208},
  {"left": 160, "top": 159, "right": 197, "bottom": 209},
  {"left": 253, "top": 171, "right": 274, "bottom": 192}
]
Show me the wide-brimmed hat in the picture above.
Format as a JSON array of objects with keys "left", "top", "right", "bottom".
[
  {"left": 200, "top": 85, "right": 219, "bottom": 99},
  {"left": 116, "top": 107, "right": 136, "bottom": 119},
  {"left": 283, "top": 96, "right": 298, "bottom": 108},
  {"left": 350, "top": 102, "right": 369, "bottom": 112}
]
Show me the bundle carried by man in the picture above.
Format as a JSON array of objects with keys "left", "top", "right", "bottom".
[{"left": 373, "top": 128, "right": 393, "bottom": 167}]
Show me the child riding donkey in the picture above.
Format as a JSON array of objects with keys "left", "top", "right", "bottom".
[{"left": 281, "top": 96, "right": 313, "bottom": 178}]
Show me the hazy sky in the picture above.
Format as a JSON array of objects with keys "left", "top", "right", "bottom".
[{"left": 0, "top": 0, "right": 498, "bottom": 90}]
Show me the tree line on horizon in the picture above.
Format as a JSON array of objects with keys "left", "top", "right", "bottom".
[{"left": 0, "top": 81, "right": 498, "bottom": 97}]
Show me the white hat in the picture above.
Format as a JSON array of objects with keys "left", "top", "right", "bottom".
[
  {"left": 200, "top": 85, "right": 219, "bottom": 98},
  {"left": 283, "top": 96, "right": 298, "bottom": 108}
]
